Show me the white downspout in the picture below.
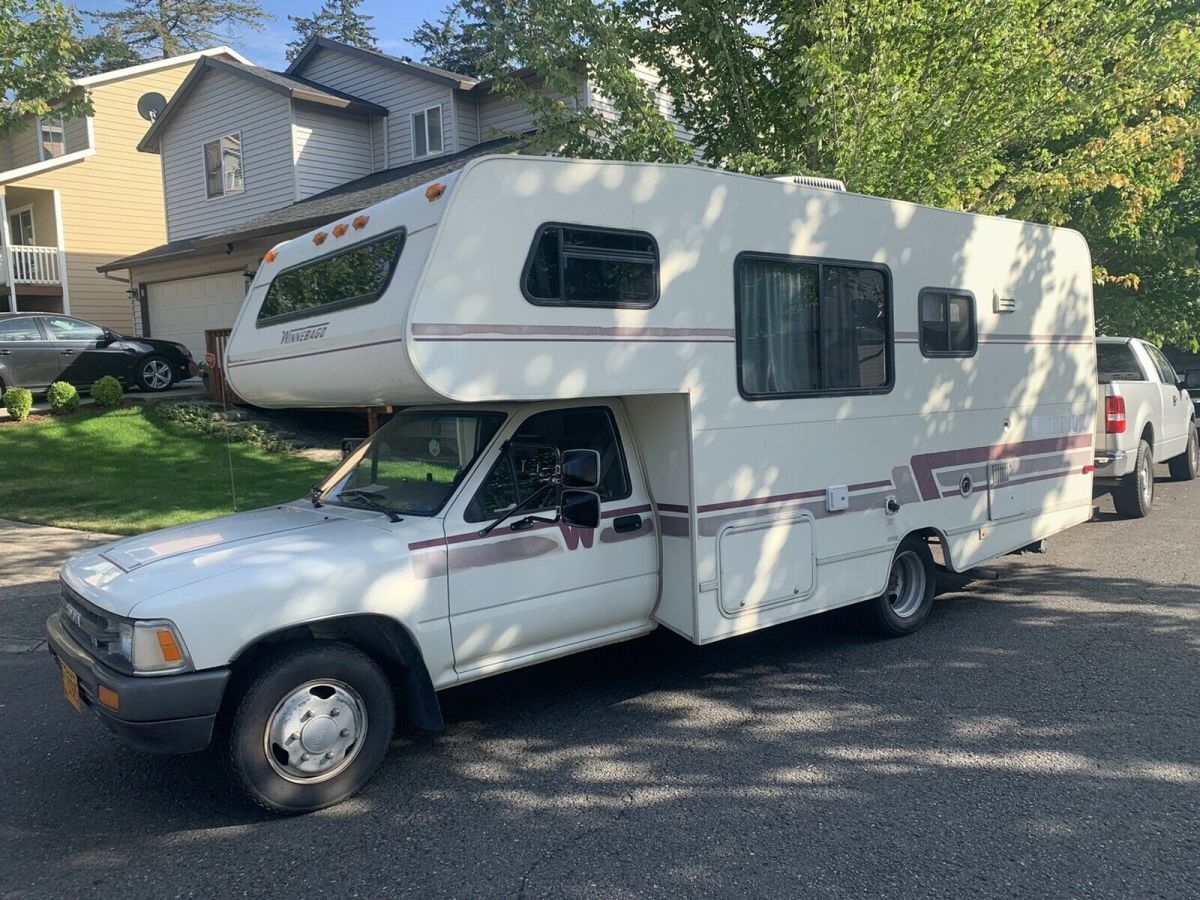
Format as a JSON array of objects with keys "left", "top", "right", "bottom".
[{"left": 52, "top": 188, "right": 70, "bottom": 314}]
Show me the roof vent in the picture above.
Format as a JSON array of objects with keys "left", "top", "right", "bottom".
[
  {"left": 993, "top": 291, "right": 1017, "bottom": 314},
  {"left": 773, "top": 175, "right": 847, "bottom": 192}
]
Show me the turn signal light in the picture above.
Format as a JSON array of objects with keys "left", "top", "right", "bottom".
[
  {"left": 332, "top": 223, "right": 348, "bottom": 238},
  {"left": 263, "top": 249, "right": 277, "bottom": 263},
  {"left": 98, "top": 685, "right": 120, "bottom": 710},
  {"left": 1105, "top": 395, "right": 1126, "bottom": 434},
  {"left": 425, "top": 182, "right": 446, "bottom": 201},
  {"left": 352, "top": 215, "right": 369, "bottom": 229},
  {"left": 313, "top": 231, "right": 328, "bottom": 245},
  {"left": 155, "top": 629, "right": 183, "bottom": 663}
]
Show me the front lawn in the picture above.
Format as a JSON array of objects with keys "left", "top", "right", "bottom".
[{"left": 0, "top": 405, "right": 334, "bottom": 534}]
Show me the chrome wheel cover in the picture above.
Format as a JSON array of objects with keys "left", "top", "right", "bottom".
[
  {"left": 141, "top": 358, "right": 172, "bottom": 390},
  {"left": 885, "top": 550, "right": 927, "bottom": 619},
  {"left": 264, "top": 679, "right": 368, "bottom": 784},
  {"left": 1139, "top": 454, "right": 1153, "bottom": 507}
]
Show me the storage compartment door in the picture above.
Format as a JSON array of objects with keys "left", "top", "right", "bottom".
[
  {"left": 717, "top": 514, "right": 815, "bottom": 616},
  {"left": 988, "top": 460, "right": 1021, "bottom": 520}
]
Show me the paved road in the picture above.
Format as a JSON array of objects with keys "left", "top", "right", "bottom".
[{"left": 1, "top": 477, "right": 1197, "bottom": 899}]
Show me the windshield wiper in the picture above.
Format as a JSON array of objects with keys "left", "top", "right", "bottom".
[{"left": 337, "top": 489, "right": 403, "bottom": 523}]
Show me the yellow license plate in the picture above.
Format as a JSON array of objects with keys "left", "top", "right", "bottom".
[{"left": 61, "top": 662, "right": 82, "bottom": 712}]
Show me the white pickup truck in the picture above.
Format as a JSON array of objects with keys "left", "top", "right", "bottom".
[{"left": 1094, "top": 336, "right": 1198, "bottom": 517}]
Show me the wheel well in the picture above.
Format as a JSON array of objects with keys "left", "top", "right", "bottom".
[
  {"left": 1141, "top": 422, "right": 1154, "bottom": 447},
  {"left": 907, "top": 527, "right": 950, "bottom": 569},
  {"left": 225, "top": 615, "right": 444, "bottom": 734}
]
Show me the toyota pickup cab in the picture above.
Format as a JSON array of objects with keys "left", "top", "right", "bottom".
[{"left": 1094, "top": 337, "right": 1198, "bottom": 516}]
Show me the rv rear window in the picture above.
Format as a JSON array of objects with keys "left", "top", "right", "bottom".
[
  {"left": 735, "top": 253, "right": 892, "bottom": 399},
  {"left": 523, "top": 224, "right": 658, "bottom": 308},
  {"left": 919, "top": 289, "right": 976, "bottom": 357},
  {"left": 257, "top": 231, "right": 405, "bottom": 325}
]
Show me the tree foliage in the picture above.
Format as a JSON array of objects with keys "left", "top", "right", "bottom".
[
  {"left": 286, "top": 0, "right": 377, "bottom": 62},
  {"left": 0, "top": 0, "right": 92, "bottom": 134},
  {"left": 409, "top": 2, "right": 509, "bottom": 77},
  {"left": 438, "top": 0, "right": 1200, "bottom": 349},
  {"left": 89, "top": 0, "right": 270, "bottom": 60}
]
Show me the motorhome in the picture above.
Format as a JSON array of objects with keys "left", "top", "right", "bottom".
[{"left": 47, "top": 156, "right": 1098, "bottom": 813}]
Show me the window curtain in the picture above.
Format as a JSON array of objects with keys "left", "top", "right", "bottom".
[{"left": 738, "top": 259, "right": 821, "bottom": 394}]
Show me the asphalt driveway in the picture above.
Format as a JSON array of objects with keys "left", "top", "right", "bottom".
[{"left": 0, "top": 475, "right": 1196, "bottom": 899}]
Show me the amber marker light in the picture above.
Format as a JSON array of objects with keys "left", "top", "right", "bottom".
[
  {"left": 98, "top": 685, "right": 120, "bottom": 711},
  {"left": 425, "top": 182, "right": 446, "bottom": 201},
  {"left": 263, "top": 249, "right": 278, "bottom": 263},
  {"left": 155, "top": 629, "right": 184, "bottom": 663},
  {"left": 332, "top": 223, "right": 348, "bottom": 238},
  {"left": 313, "top": 231, "right": 328, "bottom": 245},
  {"left": 352, "top": 215, "right": 369, "bottom": 229}
]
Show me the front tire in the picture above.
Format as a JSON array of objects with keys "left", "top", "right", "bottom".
[
  {"left": 1167, "top": 424, "right": 1198, "bottom": 482},
  {"left": 136, "top": 354, "right": 175, "bottom": 392},
  {"left": 861, "top": 536, "right": 936, "bottom": 637},
  {"left": 225, "top": 643, "right": 395, "bottom": 814},
  {"left": 1113, "top": 439, "right": 1154, "bottom": 518}
]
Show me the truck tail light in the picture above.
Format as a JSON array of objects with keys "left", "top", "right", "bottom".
[{"left": 1105, "top": 395, "right": 1126, "bottom": 434}]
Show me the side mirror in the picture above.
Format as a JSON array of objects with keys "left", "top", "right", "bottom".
[
  {"left": 561, "top": 448, "right": 600, "bottom": 488},
  {"left": 560, "top": 489, "right": 601, "bottom": 529},
  {"left": 99, "top": 329, "right": 118, "bottom": 346},
  {"left": 1178, "top": 378, "right": 1189, "bottom": 393}
]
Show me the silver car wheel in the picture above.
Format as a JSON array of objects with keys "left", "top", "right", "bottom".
[
  {"left": 1138, "top": 453, "right": 1153, "bottom": 507},
  {"left": 263, "top": 679, "right": 368, "bottom": 784},
  {"left": 141, "top": 358, "right": 172, "bottom": 390},
  {"left": 885, "top": 550, "right": 927, "bottom": 619}
]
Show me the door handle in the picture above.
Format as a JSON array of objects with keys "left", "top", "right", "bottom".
[
  {"left": 0, "top": 349, "right": 10, "bottom": 355},
  {"left": 60, "top": 350, "right": 75, "bottom": 356},
  {"left": 613, "top": 514, "right": 642, "bottom": 533}
]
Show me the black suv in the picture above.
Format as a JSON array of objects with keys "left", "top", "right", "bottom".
[{"left": 0, "top": 312, "right": 196, "bottom": 394}]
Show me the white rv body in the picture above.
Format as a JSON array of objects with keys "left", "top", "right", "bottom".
[{"left": 226, "top": 155, "right": 1097, "bottom": 646}]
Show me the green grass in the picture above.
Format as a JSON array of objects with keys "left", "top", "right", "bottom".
[{"left": 0, "top": 405, "right": 334, "bottom": 535}]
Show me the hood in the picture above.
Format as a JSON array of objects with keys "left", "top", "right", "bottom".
[{"left": 62, "top": 504, "right": 391, "bottom": 617}]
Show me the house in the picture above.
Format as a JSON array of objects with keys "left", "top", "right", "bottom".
[
  {"left": 0, "top": 48, "right": 249, "bottom": 331},
  {"left": 99, "top": 37, "right": 690, "bottom": 361}
]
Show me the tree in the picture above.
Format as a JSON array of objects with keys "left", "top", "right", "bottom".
[
  {"left": 464, "top": 0, "right": 1200, "bottom": 346},
  {"left": 0, "top": 0, "right": 92, "bottom": 135},
  {"left": 286, "top": 0, "right": 377, "bottom": 62},
  {"left": 89, "top": 0, "right": 270, "bottom": 60},
  {"left": 409, "top": 2, "right": 503, "bottom": 77},
  {"left": 73, "top": 25, "right": 144, "bottom": 76}
]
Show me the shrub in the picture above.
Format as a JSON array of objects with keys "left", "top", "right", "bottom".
[
  {"left": 91, "top": 375, "right": 124, "bottom": 408},
  {"left": 47, "top": 381, "right": 80, "bottom": 414},
  {"left": 3, "top": 387, "right": 33, "bottom": 421}
]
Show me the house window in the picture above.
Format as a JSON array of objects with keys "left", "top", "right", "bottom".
[
  {"left": 919, "top": 289, "right": 976, "bottom": 357},
  {"left": 8, "top": 208, "right": 35, "bottom": 246},
  {"left": 204, "top": 133, "right": 244, "bottom": 198},
  {"left": 735, "top": 253, "right": 892, "bottom": 399},
  {"left": 38, "top": 116, "right": 65, "bottom": 160},
  {"left": 411, "top": 105, "right": 443, "bottom": 159},
  {"left": 257, "top": 230, "right": 406, "bottom": 324},
  {"left": 523, "top": 224, "right": 659, "bottom": 308}
]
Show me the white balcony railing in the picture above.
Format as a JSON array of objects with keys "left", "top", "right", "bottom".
[{"left": 1, "top": 245, "right": 62, "bottom": 285}]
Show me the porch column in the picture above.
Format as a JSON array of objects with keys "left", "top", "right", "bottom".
[
  {"left": 52, "top": 189, "right": 70, "bottom": 314},
  {"left": 0, "top": 193, "right": 15, "bottom": 312}
]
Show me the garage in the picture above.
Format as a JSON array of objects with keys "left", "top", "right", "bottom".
[{"left": 144, "top": 271, "right": 247, "bottom": 362}]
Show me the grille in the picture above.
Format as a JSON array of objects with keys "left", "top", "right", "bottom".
[{"left": 60, "top": 582, "right": 122, "bottom": 659}]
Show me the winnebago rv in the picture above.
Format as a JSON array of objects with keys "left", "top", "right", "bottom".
[{"left": 47, "top": 156, "right": 1098, "bottom": 812}]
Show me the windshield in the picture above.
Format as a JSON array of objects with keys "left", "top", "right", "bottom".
[
  {"left": 1096, "top": 343, "right": 1145, "bottom": 383},
  {"left": 324, "top": 409, "right": 506, "bottom": 517}
]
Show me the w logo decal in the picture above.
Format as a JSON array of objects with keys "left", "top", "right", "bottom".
[{"left": 560, "top": 523, "right": 595, "bottom": 550}]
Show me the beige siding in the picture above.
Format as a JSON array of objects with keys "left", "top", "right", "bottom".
[
  {"left": 296, "top": 47, "right": 459, "bottom": 164},
  {"left": 478, "top": 91, "right": 537, "bottom": 138},
  {"left": 588, "top": 63, "right": 695, "bottom": 147},
  {"left": 11, "top": 65, "right": 196, "bottom": 331},
  {"left": 292, "top": 104, "right": 374, "bottom": 199},
  {"left": 2, "top": 124, "right": 43, "bottom": 171},
  {"left": 160, "top": 70, "right": 296, "bottom": 242}
]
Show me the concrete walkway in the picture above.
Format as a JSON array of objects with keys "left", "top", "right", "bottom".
[{"left": 0, "top": 518, "right": 118, "bottom": 653}]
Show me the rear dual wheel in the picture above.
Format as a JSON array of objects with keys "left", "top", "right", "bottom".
[{"left": 860, "top": 536, "right": 936, "bottom": 637}]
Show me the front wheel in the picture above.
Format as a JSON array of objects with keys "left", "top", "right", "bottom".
[
  {"left": 860, "top": 536, "right": 936, "bottom": 637},
  {"left": 1168, "top": 425, "right": 1198, "bottom": 482},
  {"left": 136, "top": 354, "right": 176, "bottom": 392},
  {"left": 224, "top": 643, "right": 396, "bottom": 814}
]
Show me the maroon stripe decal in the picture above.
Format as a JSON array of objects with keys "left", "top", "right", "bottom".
[
  {"left": 407, "top": 504, "right": 652, "bottom": 552},
  {"left": 911, "top": 434, "right": 1092, "bottom": 501},
  {"left": 228, "top": 336, "right": 405, "bottom": 368},
  {"left": 414, "top": 336, "right": 735, "bottom": 344},
  {"left": 411, "top": 323, "right": 735, "bottom": 338},
  {"left": 656, "top": 502, "right": 690, "bottom": 514}
]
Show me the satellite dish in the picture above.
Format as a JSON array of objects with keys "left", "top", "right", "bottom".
[{"left": 137, "top": 92, "right": 167, "bottom": 122}]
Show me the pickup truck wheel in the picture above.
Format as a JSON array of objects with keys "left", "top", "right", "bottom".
[
  {"left": 1113, "top": 439, "right": 1154, "bottom": 518},
  {"left": 1167, "top": 425, "right": 1198, "bottom": 482},
  {"left": 225, "top": 642, "right": 395, "bottom": 814},
  {"left": 861, "top": 537, "right": 936, "bottom": 637}
]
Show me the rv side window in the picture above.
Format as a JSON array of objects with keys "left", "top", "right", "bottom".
[
  {"left": 735, "top": 254, "right": 892, "bottom": 398},
  {"left": 465, "top": 406, "right": 632, "bottom": 522},
  {"left": 523, "top": 224, "right": 658, "bottom": 308},
  {"left": 919, "top": 289, "right": 976, "bottom": 357},
  {"left": 257, "top": 231, "right": 406, "bottom": 325}
]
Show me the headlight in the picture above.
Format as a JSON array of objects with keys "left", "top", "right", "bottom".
[{"left": 116, "top": 619, "right": 192, "bottom": 674}]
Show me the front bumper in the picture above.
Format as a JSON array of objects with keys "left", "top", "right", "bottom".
[
  {"left": 46, "top": 612, "right": 230, "bottom": 754},
  {"left": 1093, "top": 450, "right": 1131, "bottom": 481}
]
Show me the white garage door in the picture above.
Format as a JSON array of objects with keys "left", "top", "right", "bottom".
[{"left": 146, "top": 272, "right": 247, "bottom": 362}]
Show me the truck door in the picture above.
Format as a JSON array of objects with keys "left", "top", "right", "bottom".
[
  {"left": 444, "top": 403, "right": 659, "bottom": 676},
  {"left": 1144, "top": 343, "right": 1188, "bottom": 458}
]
